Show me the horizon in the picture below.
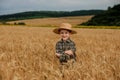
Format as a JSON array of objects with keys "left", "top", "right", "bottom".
[
  {"left": 0, "top": 0, "right": 119, "bottom": 15},
  {"left": 0, "top": 9, "right": 105, "bottom": 16}
]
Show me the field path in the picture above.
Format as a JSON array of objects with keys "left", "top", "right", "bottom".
[{"left": 8, "top": 16, "right": 93, "bottom": 26}]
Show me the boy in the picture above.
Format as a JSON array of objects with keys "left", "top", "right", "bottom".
[{"left": 53, "top": 23, "right": 77, "bottom": 64}]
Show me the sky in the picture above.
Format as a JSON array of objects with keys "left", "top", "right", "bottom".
[{"left": 0, "top": 0, "right": 119, "bottom": 15}]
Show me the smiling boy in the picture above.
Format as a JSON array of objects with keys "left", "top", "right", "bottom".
[{"left": 53, "top": 23, "right": 77, "bottom": 64}]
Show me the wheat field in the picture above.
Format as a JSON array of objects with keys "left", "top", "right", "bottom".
[{"left": 0, "top": 25, "right": 120, "bottom": 80}]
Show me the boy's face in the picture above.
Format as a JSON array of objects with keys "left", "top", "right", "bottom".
[{"left": 59, "top": 29, "right": 71, "bottom": 41}]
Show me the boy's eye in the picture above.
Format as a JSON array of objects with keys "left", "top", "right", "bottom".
[{"left": 60, "top": 32, "right": 68, "bottom": 34}]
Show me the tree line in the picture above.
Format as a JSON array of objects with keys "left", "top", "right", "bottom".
[
  {"left": 0, "top": 10, "right": 104, "bottom": 22},
  {"left": 81, "top": 4, "right": 120, "bottom": 26}
]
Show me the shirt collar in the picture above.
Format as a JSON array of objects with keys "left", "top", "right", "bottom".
[{"left": 61, "top": 38, "right": 71, "bottom": 43}]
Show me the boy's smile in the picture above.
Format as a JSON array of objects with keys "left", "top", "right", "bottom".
[{"left": 60, "top": 29, "right": 71, "bottom": 41}]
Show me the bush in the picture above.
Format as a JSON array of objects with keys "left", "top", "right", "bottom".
[
  {"left": 14, "top": 22, "right": 17, "bottom": 25},
  {"left": 14, "top": 22, "right": 26, "bottom": 25},
  {"left": 17, "top": 22, "right": 26, "bottom": 25}
]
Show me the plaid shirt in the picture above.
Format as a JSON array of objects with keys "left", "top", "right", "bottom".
[{"left": 56, "top": 38, "right": 76, "bottom": 55}]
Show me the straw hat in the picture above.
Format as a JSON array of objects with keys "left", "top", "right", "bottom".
[{"left": 53, "top": 23, "right": 77, "bottom": 34}]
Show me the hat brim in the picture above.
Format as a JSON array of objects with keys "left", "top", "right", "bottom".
[{"left": 53, "top": 28, "right": 77, "bottom": 34}]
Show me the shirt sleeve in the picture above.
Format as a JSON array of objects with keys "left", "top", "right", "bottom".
[
  {"left": 70, "top": 42, "right": 76, "bottom": 53},
  {"left": 56, "top": 42, "right": 64, "bottom": 54}
]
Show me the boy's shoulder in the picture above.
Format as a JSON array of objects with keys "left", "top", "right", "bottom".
[
  {"left": 68, "top": 39, "right": 75, "bottom": 45},
  {"left": 56, "top": 40, "right": 62, "bottom": 44},
  {"left": 68, "top": 39, "right": 75, "bottom": 43}
]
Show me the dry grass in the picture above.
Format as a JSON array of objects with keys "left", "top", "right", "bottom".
[
  {"left": 0, "top": 25, "right": 120, "bottom": 80},
  {"left": 8, "top": 16, "right": 93, "bottom": 27}
]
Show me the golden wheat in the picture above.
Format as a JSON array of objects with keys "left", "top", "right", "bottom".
[{"left": 0, "top": 25, "right": 120, "bottom": 80}]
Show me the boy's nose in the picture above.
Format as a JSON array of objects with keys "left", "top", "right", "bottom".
[{"left": 63, "top": 34, "right": 66, "bottom": 36}]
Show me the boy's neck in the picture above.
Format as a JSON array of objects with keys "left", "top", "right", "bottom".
[{"left": 61, "top": 38, "right": 70, "bottom": 42}]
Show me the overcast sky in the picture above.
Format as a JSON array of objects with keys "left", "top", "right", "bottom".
[{"left": 0, "top": 0, "right": 119, "bottom": 15}]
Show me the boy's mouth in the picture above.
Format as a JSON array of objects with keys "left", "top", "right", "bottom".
[{"left": 62, "top": 36, "right": 66, "bottom": 38}]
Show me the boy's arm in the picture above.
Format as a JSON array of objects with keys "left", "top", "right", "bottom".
[
  {"left": 65, "top": 42, "right": 76, "bottom": 55},
  {"left": 55, "top": 53, "right": 62, "bottom": 58},
  {"left": 70, "top": 42, "right": 76, "bottom": 53},
  {"left": 55, "top": 42, "right": 64, "bottom": 58}
]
